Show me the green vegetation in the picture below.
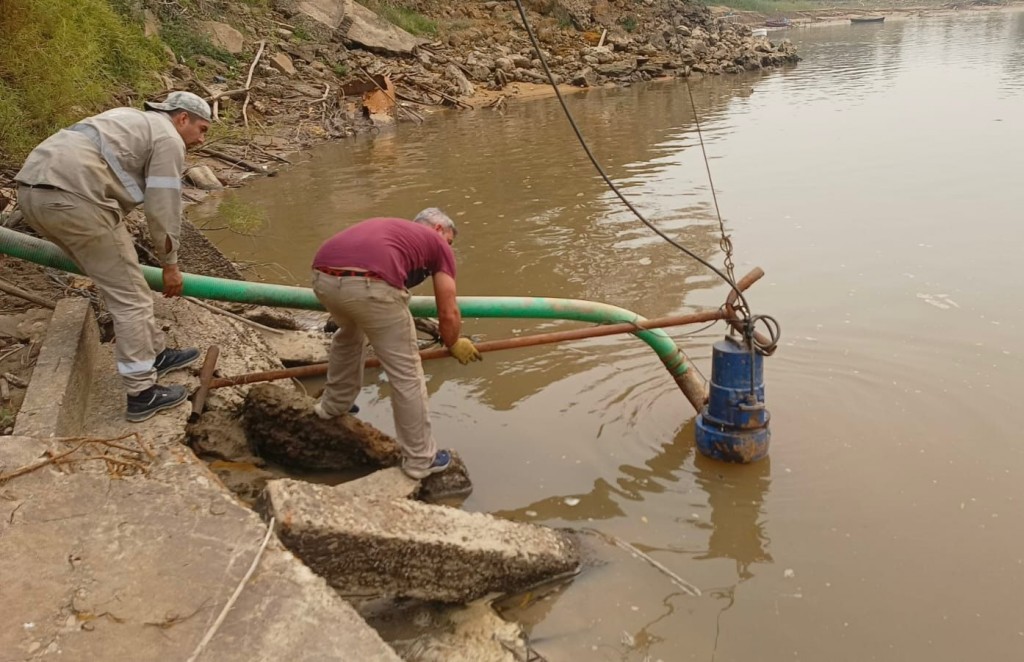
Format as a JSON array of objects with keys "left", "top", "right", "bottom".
[
  {"left": 159, "top": 17, "right": 237, "bottom": 67},
  {"left": 0, "top": 405, "right": 15, "bottom": 430},
  {"left": 331, "top": 63, "right": 351, "bottom": 78},
  {"left": 358, "top": 0, "right": 438, "bottom": 36},
  {"left": 619, "top": 14, "right": 639, "bottom": 32},
  {"left": 218, "top": 196, "right": 267, "bottom": 236},
  {"left": 0, "top": 0, "right": 164, "bottom": 162},
  {"left": 291, "top": 24, "right": 313, "bottom": 41}
]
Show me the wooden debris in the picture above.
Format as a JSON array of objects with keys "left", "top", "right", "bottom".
[
  {"left": 2, "top": 372, "right": 27, "bottom": 388},
  {"left": 197, "top": 148, "right": 268, "bottom": 174},
  {"left": 0, "top": 276, "right": 56, "bottom": 309},
  {"left": 184, "top": 297, "right": 285, "bottom": 335},
  {"left": 243, "top": 40, "right": 267, "bottom": 129}
]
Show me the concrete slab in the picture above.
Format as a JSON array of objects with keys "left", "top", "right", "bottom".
[
  {"left": 260, "top": 328, "right": 329, "bottom": 365},
  {"left": 260, "top": 478, "right": 581, "bottom": 603},
  {"left": 0, "top": 435, "right": 402, "bottom": 662},
  {"left": 332, "top": 466, "right": 420, "bottom": 500},
  {"left": 13, "top": 298, "right": 96, "bottom": 437},
  {"left": 2, "top": 297, "right": 402, "bottom": 661}
]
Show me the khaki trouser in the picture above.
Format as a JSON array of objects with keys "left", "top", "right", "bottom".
[
  {"left": 18, "top": 187, "right": 164, "bottom": 395},
  {"left": 312, "top": 270, "right": 436, "bottom": 473}
]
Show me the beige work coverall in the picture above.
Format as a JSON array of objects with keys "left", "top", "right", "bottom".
[{"left": 15, "top": 108, "right": 185, "bottom": 394}]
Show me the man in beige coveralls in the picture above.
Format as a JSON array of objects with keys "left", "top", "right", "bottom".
[{"left": 15, "top": 92, "right": 211, "bottom": 422}]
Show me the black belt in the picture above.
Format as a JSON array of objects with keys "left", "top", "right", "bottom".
[
  {"left": 316, "top": 266, "right": 383, "bottom": 279},
  {"left": 18, "top": 183, "right": 59, "bottom": 190}
]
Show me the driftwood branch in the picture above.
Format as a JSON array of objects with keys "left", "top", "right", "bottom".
[
  {"left": 0, "top": 439, "right": 91, "bottom": 483},
  {"left": 204, "top": 88, "right": 250, "bottom": 103},
  {"left": 2, "top": 372, "right": 27, "bottom": 388},
  {"left": 408, "top": 80, "right": 473, "bottom": 109},
  {"left": 246, "top": 143, "right": 292, "bottom": 165},
  {"left": 197, "top": 148, "right": 266, "bottom": 174},
  {"left": 243, "top": 40, "right": 267, "bottom": 129},
  {"left": 184, "top": 297, "right": 284, "bottom": 335},
  {"left": 0, "top": 276, "right": 56, "bottom": 309},
  {"left": 0, "top": 433, "right": 148, "bottom": 484}
]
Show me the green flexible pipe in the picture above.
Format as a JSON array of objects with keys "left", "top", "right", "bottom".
[{"left": 0, "top": 226, "right": 706, "bottom": 409}]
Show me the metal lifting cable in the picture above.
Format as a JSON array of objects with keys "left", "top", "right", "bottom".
[{"left": 509, "top": 0, "right": 779, "bottom": 356}]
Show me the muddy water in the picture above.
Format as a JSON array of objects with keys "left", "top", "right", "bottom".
[{"left": 192, "top": 9, "right": 1024, "bottom": 661}]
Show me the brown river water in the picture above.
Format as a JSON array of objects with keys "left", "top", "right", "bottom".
[{"left": 192, "top": 9, "right": 1024, "bottom": 661}]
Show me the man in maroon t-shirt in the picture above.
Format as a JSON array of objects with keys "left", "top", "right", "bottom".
[{"left": 311, "top": 208, "right": 481, "bottom": 479}]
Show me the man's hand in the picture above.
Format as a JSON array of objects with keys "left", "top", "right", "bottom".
[
  {"left": 162, "top": 263, "right": 184, "bottom": 298},
  {"left": 449, "top": 337, "right": 482, "bottom": 365}
]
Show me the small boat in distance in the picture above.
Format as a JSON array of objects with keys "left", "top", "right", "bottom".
[
  {"left": 765, "top": 18, "right": 792, "bottom": 28},
  {"left": 851, "top": 16, "right": 885, "bottom": 23}
]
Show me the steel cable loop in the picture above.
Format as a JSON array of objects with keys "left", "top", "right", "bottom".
[{"left": 748, "top": 314, "right": 781, "bottom": 355}]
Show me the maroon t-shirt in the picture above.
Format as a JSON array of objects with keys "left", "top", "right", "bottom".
[{"left": 313, "top": 217, "right": 456, "bottom": 290}]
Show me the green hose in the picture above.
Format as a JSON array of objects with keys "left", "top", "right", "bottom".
[{"left": 0, "top": 226, "right": 701, "bottom": 397}]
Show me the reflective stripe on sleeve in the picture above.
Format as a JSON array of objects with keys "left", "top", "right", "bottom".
[
  {"left": 69, "top": 123, "right": 145, "bottom": 204},
  {"left": 146, "top": 176, "right": 181, "bottom": 190},
  {"left": 117, "top": 359, "right": 155, "bottom": 376}
]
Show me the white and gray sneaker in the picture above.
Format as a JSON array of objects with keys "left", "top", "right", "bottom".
[
  {"left": 126, "top": 384, "right": 189, "bottom": 422},
  {"left": 402, "top": 450, "right": 452, "bottom": 480},
  {"left": 153, "top": 347, "right": 201, "bottom": 376},
  {"left": 313, "top": 401, "right": 360, "bottom": 418}
]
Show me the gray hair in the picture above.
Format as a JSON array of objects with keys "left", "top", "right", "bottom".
[{"left": 413, "top": 207, "right": 457, "bottom": 237}]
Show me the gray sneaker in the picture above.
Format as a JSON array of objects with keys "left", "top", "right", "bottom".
[
  {"left": 126, "top": 384, "right": 189, "bottom": 422},
  {"left": 153, "top": 347, "right": 201, "bottom": 376}
]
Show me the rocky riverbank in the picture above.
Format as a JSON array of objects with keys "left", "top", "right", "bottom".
[{"left": 0, "top": 0, "right": 797, "bottom": 194}]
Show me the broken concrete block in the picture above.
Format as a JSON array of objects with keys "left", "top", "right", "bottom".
[
  {"left": 200, "top": 21, "right": 245, "bottom": 55},
  {"left": 445, "top": 64, "right": 475, "bottom": 97},
  {"left": 243, "top": 383, "right": 400, "bottom": 470},
  {"left": 185, "top": 165, "right": 223, "bottom": 190},
  {"left": 270, "top": 51, "right": 297, "bottom": 76},
  {"left": 14, "top": 299, "right": 95, "bottom": 438},
  {"left": 339, "top": 0, "right": 428, "bottom": 56},
  {"left": 260, "top": 478, "right": 581, "bottom": 603}
]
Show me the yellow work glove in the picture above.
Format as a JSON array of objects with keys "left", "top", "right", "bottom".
[{"left": 449, "top": 337, "right": 482, "bottom": 365}]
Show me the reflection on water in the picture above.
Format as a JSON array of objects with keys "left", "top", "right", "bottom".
[{"left": 192, "top": 9, "right": 1024, "bottom": 661}]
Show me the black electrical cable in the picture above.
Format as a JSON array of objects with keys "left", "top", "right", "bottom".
[{"left": 510, "top": 0, "right": 780, "bottom": 357}]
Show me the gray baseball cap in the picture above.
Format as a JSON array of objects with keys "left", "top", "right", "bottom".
[{"left": 144, "top": 91, "right": 212, "bottom": 122}]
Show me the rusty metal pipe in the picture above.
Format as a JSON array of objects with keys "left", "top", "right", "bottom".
[
  {"left": 724, "top": 268, "right": 776, "bottom": 355},
  {"left": 189, "top": 345, "right": 220, "bottom": 422},
  {"left": 208, "top": 309, "right": 728, "bottom": 390}
]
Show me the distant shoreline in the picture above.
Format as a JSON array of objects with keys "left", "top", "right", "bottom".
[{"left": 711, "top": 1, "right": 1024, "bottom": 30}]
